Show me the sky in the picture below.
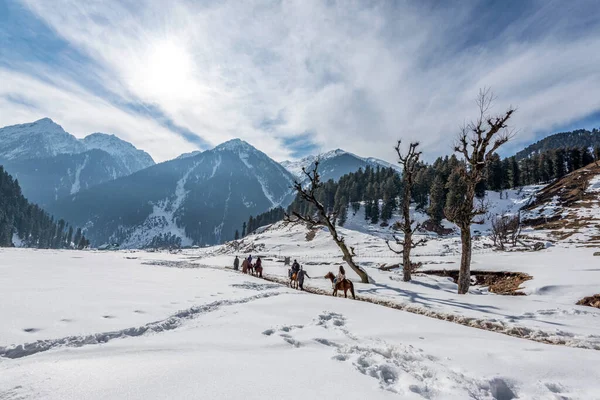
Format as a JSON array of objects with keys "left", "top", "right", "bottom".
[{"left": 1, "top": 0, "right": 599, "bottom": 163}]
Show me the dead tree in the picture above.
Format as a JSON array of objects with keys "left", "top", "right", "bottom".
[
  {"left": 285, "top": 161, "right": 371, "bottom": 283},
  {"left": 447, "top": 88, "right": 516, "bottom": 294},
  {"left": 386, "top": 141, "right": 425, "bottom": 281}
]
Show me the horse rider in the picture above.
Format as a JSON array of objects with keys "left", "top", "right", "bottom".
[
  {"left": 297, "top": 266, "right": 311, "bottom": 291},
  {"left": 248, "top": 254, "right": 253, "bottom": 264},
  {"left": 241, "top": 258, "right": 250, "bottom": 274},
  {"left": 333, "top": 265, "right": 346, "bottom": 289},
  {"left": 255, "top": 256, "right": 262, "bottom": 269},
  {"left": 233, "top": 255, "right": 240, "bottom": 271},
  {"left": 289, "top": 259, "right": 300, "bottom": 278}
]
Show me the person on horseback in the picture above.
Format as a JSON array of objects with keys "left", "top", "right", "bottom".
[
  {"left": 333, "top": 265, "right": 346, "bottom": 289},
  {"left": 255, "top": 257, "right": 262, "bottom": 269},
  {"left": 248, "top": 254, "right": 253, "bottom": 264},
  {"left": 233, "top": 256, "right": 240, "bottom": 271},
  {"left": 289, "top": 259, "right": 300, "bottom": 278},
  {"left": 297, "top": 265, "right": 311, "bottom": 291}
]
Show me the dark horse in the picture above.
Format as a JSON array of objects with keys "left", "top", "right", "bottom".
[
  {"left": 325, "top": 272, "right": 356, "bottom": 299},
  {"left": 253, "top": 263, "right": 263, "bottom": 278}
]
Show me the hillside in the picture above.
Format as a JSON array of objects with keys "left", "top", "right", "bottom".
[
  {"left": 47, "top": 139, "right": 296, "bottom": 248},
  {"left": 515, "top": 128, "right": 600, "bottom": 160},
  {"left": 0, "top": 166, "right": 88, "bottom": 248},
  {"left": 522, "top": 161, "right": 600, "bottom": 244}
]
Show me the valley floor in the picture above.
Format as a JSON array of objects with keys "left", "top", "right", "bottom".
[{"left": 1, "top": 247, "right": 600, "bottom": 399}]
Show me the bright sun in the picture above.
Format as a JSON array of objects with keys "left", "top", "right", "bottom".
[{"left": 138, "top": 39, "right": 194, "bottom": 99}]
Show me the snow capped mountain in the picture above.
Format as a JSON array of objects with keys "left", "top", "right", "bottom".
[
  {"left": 0, "top": 118, "right": 85, "bottom": 160},
  {"left": 81, "top": 133, "right": 154, "bottom": 175},
  {"left": 0, "top": 118, "right": 155, "bottom": 206},
  {"left": 47, "top": 139, "right": 296, "bottom": 248},
  {"left": 176, "top": 150, "right": 203, "bottom": 160},
  {"left": 281, "top": 148, "right": 400, "bottom": 183}
]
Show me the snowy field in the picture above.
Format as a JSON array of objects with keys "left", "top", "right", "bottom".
[{"left": 2, "top": 247, "right": 600, "bottom": 399}]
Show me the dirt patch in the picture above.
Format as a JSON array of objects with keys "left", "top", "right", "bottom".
[
  {"left": 577, "top": 294, "right": 600, "bottom": 309},
  {"left": 421, "top": 219, "right": 454, "bottom": 235},
  {"left": 421, "top": 270, "right": 532, "bottom": 295},
  {"left": 305, "top": 228, "right": 317, "bottom": 241}
]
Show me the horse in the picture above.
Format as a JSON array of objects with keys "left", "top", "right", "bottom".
[
  {"left": 241, "top": 259, "right": 250, "bottom": 274},
  {"left": 325, "top": 272, "right": 356, "bottom": 299},
  {"left": 289, "top": 271, "right": 299, "bottom": 289},
  {"left": 247, "top": 263, "right": 254, "bottom": 276},
  {"left": 253, "top": 263, "right": 263, "bottom": 278}
]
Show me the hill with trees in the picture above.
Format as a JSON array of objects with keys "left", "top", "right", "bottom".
[{"left": 0, "top": 166, "right": 89, "bottom": 248}]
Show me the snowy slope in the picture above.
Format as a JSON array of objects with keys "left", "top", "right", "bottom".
[
  {"left": 281, "top": 148, "right": 401, "bottom": 183},
  {"left": 1, "top": 248, "right": 599, "bottom": 399},
  {"left": 195, "top": 217, "right": 600, "bottom": 350}
]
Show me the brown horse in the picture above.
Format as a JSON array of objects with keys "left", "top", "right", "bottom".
[
  {"left": 253, "top": 263, "right": 263, "bottom": 278},
  {"left": 325, "top": 272, "right": 356, "bottom": 299},
  {"left": 241, "top": 259, "right": 249, "bottom": 274},
  {"left": 289, "top": 272, "right": 299, "bottom": 289}
]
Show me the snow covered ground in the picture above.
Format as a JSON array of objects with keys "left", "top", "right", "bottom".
[{"left": 2, "top": 247, "right": 600, "bottom": 399}]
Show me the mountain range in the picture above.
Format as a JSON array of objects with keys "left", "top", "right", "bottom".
[
  {"left": 0, "top": 118, "right": 398, "bottom": 247},
  {"left": 0, "top": 118, "right": 154, "bottom": 206}
]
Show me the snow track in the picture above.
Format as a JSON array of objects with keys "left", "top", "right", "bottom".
[
  {"left": 259, "top": 273, "right": 600, "bottom": 350},
  {"left": 0, "top": 291, "right": 283, "bottom": 359}
]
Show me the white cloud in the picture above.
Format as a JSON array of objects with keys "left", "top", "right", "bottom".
[
  {"left": 0, "top": 67, "right": 193, "bottom": 161},
  {"left": 9, "top": 0, "right": 600, "bottom": 162}
]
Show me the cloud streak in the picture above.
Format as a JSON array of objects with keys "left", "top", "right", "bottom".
[{"left": 2, "top": 0, "right": 600, "bottom": 162}]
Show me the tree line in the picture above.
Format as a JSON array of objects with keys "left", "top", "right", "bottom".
[{"left": 0, "top": 166, "right": 89, "bottom": 249}]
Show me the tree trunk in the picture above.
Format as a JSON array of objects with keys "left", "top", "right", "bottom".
[
  {"left": 402, "top": 171, "right": 413, "bottom": 282},
  {"left": 323, "top": 214, "right": 370, "bottom": 283},
  {"left": 457, "top": 226, "right": 472, "bottom": 294}
]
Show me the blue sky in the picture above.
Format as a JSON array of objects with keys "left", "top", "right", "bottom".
[{"left": 1, "top": 0, "right": 599, "bottom": 162}]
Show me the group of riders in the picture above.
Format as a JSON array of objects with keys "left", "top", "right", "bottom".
[
  {"left": 233, "top": 254, "right": 263, "bottom": 277},
  {"left": 232, "top": 255, "right": 347, "bottom": 292}
]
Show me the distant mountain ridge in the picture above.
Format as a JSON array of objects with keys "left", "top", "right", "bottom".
[
  {"left": 281, "top": 148, "right": 400, "bottom": 184},
  {"left": 0, "top": 118, "right": 155, "bottom": 206},
  {"left": 514, "top": 128, "right": 600, "bottom": 160}
]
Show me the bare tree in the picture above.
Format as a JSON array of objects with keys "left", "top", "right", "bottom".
[
  {"left": 386, "top": 141, "right": 426, "bottom": 281},
  {"left": 490, "top": 213, "right": 522, "bottom": 250},
  {"left": 447, "top": 88, "right": 516, "bottom": 294},
  {"left": 285, "top": 161, "right": 371, "bottom": 283}
]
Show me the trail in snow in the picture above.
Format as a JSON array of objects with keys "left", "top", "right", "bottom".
[
  {"left": 256, "top": 273, "right": 600, "bottom": 350},
  {"left": 137, "top": 259, "right": 600, "bottom": 350},
  {"left": 69, "top": 154, "right": 88, "bottom": 194},
  {"left": 0, "top": 291, "right": 283, "bottom": 359}
]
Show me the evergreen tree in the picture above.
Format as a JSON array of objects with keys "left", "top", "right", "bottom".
[
  {"left": 234, "top": 230, "right": 239, "bottom": 240},
  {"left": 427, "top": 176, "right": 446, "bottom": 226},
  {"left": 370, "top": 200, "right": 379, "bottom": 224}
]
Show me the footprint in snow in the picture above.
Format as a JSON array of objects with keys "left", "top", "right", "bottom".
[
  {"left": 22, "top": 328, "right": 40, "bottom": 333},
  {"left": 133, "top": 310, "right": 146, "bottom": 314},
  {"left": 102, "top": 315, "right": 116, "bottom": 319}
]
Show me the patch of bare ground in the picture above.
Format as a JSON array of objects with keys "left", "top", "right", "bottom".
[
  {"left": 420, "top": 270, "right": 532, "bottom": 295},
  {"left": 305, "top": 228, "right": 317, "bottom": 241},
  {"left": 577, "top": 294, "right": 600, "bottom": 309}
]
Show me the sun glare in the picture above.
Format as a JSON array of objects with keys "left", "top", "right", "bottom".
[{"left": 138, "top": 39, "right": 194, "bottom": 99}]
